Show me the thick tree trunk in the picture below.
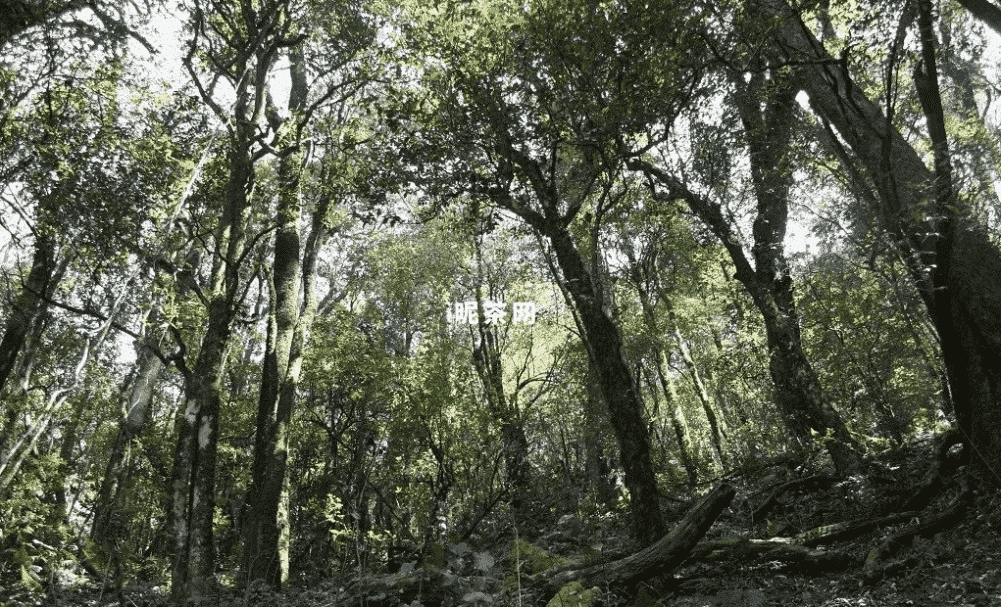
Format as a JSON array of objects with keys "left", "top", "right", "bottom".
[
  {"left": 954, "top": 0, "right": 1001, "bottom": 35},
  {"left": 544, "top": 225, "right": 665, "bottom": 542},
  {"left": 241, "top": 107, "right": 308, "bottom": 589},
  {"left": 739, "top": 71, "right": 861, "bottom": 473},
  {"left": 242, "top": 48, "right": 331, "bottom": 585},
  {"left": 170, "top": 299, "right": 230, "bottom": 596},
  {"left": 241, "top": 157, "right": 302, "bottom": 590},
  {"left": 582, "top": 370, "right": 618, "bottom": 509},
  {"left": 756, "top": 0, "right": 1001, "bottom": 480}
]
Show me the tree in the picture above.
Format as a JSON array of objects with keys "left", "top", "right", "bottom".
[
  {"left": 389, "top": 0, "right": 726, "bottom": 543},
  {"left": 241, "top": 1, "right": 381, "bottom": 586},
  {"left": 614, "top": 202, "right": 705, "bottom": 484},
  {"left": 954, "top": 0, "right": 1001, "bottom": 34},
  {"left": 166, "top": 0, "right": 300, "bottom": 595},
  {"left": 753, "top": 0, "right": 1001, "bottom": 480},
  {"left": 0, "top": 0, "right": 154, "bottom": 49}
]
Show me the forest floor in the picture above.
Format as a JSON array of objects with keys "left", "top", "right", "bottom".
[
  {"left": 16, "top": 439, "right": 1001, "bottom": 607},
  {"left": 666, "top": 489, "right": 1001, "bottom": 607}
]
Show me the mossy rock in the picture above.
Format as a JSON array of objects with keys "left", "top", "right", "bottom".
[{"left": 545, "top": 581, "right": 599, "bottom": 607}]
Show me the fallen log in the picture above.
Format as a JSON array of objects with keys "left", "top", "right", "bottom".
[
  {"left": 686, "top": 537, "right": 859, "bottom": 572},
  {"left": 794, "top": 510, "right": 920, "bottom": 547},
  {"left": 539, "top": 482, "right": 735, "bottom": 597}
]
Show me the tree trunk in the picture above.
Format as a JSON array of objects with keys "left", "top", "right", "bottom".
[
  {"left": 470, "top": 236, "right": 532, "bottom": 523},
  {"left": 756, "top": 0, "right": 1001, "bottom": 480},
  {"left": 241, "top": 45, "right": 332, "bottom": 586},
  {"left": 0, "top": 230, "right": 57, "bottom": 397},
  {"left": 241, "top": 82, "right": 313, "bottom": 589},
  {"left": 543, "top": 225, "right": 665, "bottom": 542},
  {"left": 241, "top": 146, "right": 302, "bottom": 590},
  {"left": 627, "top": 155, "right": 863, "bottom": 475},
  {"left": 582, "top": 369, "right": 618, "bottom": 509},
  {"left": 954, "top": 0, "right": 1001, "bottom": 35},
  {"left": 91, "top": 332, "right": 164, "bottom": 544},
  {"left": 169, "top": 137, "right": 254, "bottom": 598},
  {"left": 624, "top": 247, "right": 700, "bottom": 485},
  {"left": 650, "top": 361, "right": 699, "bottom": 486},
  {"left": 671, "top": 325, "right": 728, "bottom": 471}
]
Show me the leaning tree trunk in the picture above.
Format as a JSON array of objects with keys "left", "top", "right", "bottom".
[
  {"left": 757, "top": 0, "right": 1001, "bottom": 479},
  {"left": 627, "top": 148, "right": 863, "bottom": 474},
  {"left": 541, "top": 482, "right": 735, "bottom": 598},
  {"left": 670, "top": 323, "right": 729, "bottom": 471},
  {"left": 91, "top": 329, "right": 165, "bottom": 544},
  {"left": 623, "top": 245, "right": 700, "bottom": 485},
  {"left": 627, "top": 64, "right": 863, "bottom": 475},
  {"left": 543, "top": 225, "right": 666, "bottom": 542}
]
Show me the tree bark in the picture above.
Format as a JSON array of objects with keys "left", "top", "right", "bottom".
[
  {"left": 482, "top": 140, "right": 665, "bottom": 542},
  {"left": 241, "top": 128, "right": 303, "bottom": 591},
  {"left": 735, "top": 70, "right": 861, "bottom": 474},
  {"left": 169, "top": 0, "right": 299, "bottom": 593},
  {"left": 954, "top": 0, "right": 1001, "bottom": 35},
  {"left": 755, "top": 0, "right": 1001, "bottom": 481}
]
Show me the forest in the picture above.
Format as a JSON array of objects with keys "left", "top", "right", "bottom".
[{"left": 1, "top": 0, "right": 1001, "bottom": 605}]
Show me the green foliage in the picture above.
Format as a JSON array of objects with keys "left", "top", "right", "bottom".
[
  {"left": 3, "top": 0, "right": 1001, "bottom": 604},
  {"left": 508, "top": 539, "right": 563, "bottom": 576},
  {"left": 0, "top": 452, "right": 75, "bottom": 595},
  {"left": 797, "top": 253, "right": 943, "bottom": 443}
]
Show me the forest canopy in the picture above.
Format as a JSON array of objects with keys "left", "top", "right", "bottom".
[{"left": 1, "top": 0, "right": 1000, "bottom": 605}]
